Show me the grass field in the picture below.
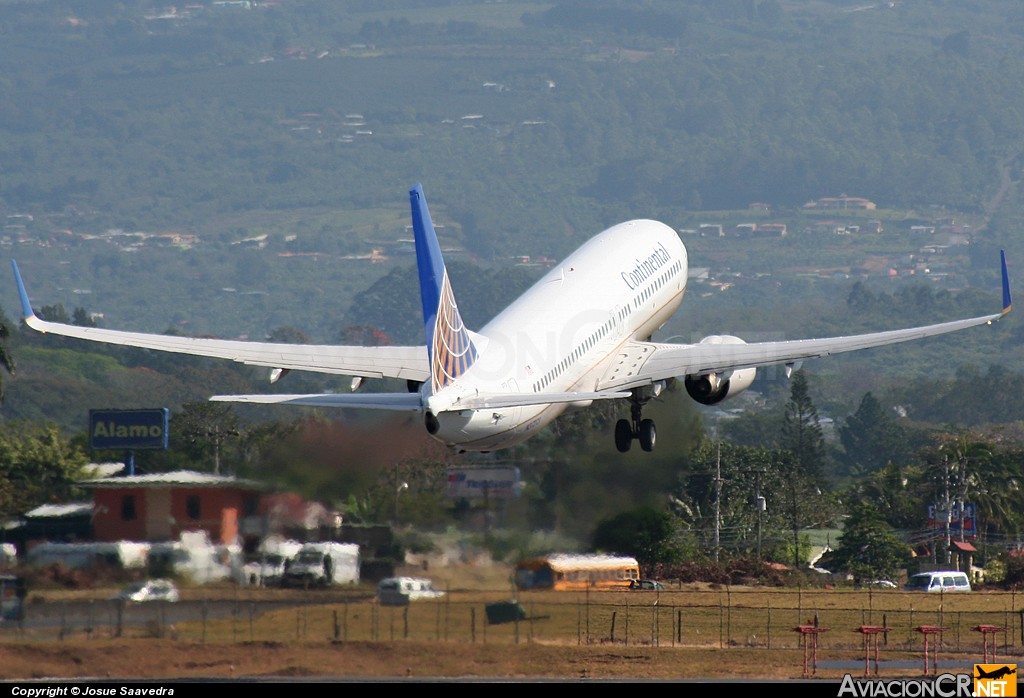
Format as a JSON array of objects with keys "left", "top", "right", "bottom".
[{"left": 3, "top": 569, "right": 1022, "bottom": 681}]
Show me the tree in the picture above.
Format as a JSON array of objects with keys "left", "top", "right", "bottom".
[
  {"left": 0, "top": 310, "right": 15, "bottom": 403},
  {"left": 0, "top": 422, "right": 86, "bottom": 518},
  {"left": 838, "top": 392, "right": 908, "bottom": 477},
  {"left": 266, "top": 326, "right": 309, "bottom": 344},
  {"left": 591, "top": 506, "right": 681, "bottom": 569},
  {"left": 827, "top": 502, "right": 909, "bottom": 585},
  {"left": 843, "top": 461, "right": 923, "bottom": 529},
  {"left": 71, "top": 307, "right": 97, "bottom": 327},
  {"left": 916, "top": 432, "right": 1024, "bottom": 555},
  {"left": 171, "top": 402, "right": 240, "bottom": 475},
  {"left": 780, "top": 370, "right": 826, "bottom": 481},
  {"left": 38, "top": 304, "right": 69, "bottom": 323}
]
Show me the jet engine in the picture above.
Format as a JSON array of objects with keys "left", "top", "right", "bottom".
[{"left": 683, "top": 335, "right": 757, "bottom": 405}]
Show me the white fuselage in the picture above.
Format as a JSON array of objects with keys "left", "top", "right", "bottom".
[{"left": 426, "top": 220, "right": 688, "bottom": 451}]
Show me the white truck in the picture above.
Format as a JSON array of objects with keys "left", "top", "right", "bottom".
[
  {"left": 281, "top": 542, "right": 360, "bottom": 587},
  {"left": 244, "top": 538, "right": 303, "bottom": 588}
]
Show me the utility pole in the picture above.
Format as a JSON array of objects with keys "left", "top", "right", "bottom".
[
  {"left": 714, "top": 440, "right": 722, "bottom": 563},
  {"left": 393, "top": 480, "right": 408, "bottom": 526},
  {"left": 943, "top": 456, "right": 952, "bottom": 566},
  {"left": 754, "top": 470, "right": 765, "bottom": 561}
]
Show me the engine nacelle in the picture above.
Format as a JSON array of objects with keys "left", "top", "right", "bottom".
[{"left": 683, "top": 335, "right": 757, "bottom": 406}]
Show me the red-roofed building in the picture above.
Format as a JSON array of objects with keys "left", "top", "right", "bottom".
[{"left": 79, "top": 470, "right": 268, "bottom": 549}]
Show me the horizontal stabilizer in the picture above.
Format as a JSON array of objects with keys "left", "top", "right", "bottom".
[{"left": 445, "top": 390, "right": 630, "bottom": 410}]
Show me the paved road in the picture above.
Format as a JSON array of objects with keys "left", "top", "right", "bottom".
[{"left": 2, "top": 595, "right": 362, "bottom": 634}]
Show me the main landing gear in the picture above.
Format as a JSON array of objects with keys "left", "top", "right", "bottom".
[{"left": 614, "top": 391, "right": 657, "bottom": 453}]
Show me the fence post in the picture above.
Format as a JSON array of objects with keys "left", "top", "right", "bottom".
[
  {"left": 624, "top": 598, "right": 629, "bottom": 646},
  {"left": 652, "top": 601, "right": 658, "bottom": 647},
  {"left": 610, "top": 610, "right": 617, "bottom": 644},
  {"left": 726, "top": 586, "right": 732, "bottom": 648},
  {"left": 1018, "top": 609, "right": 1024, "bottom": 652},
  {"left": 528, "top": 601, "right": 534, "bottom": 643},
  {"left": 577, "top": 598, "right": 582, "bottom": 646},
  {"left": 719, "top": 601, "right": 724, "bottom": 649},
  {"left": 586, "top": 586, "right": 591, "bottom": 645}
]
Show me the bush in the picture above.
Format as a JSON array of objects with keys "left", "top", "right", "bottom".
[
  {"left": 650, "top": 558, "right": 792, "bottom": 586},
  {"left": 998, "top": 552, "right": 1024, "bottom": 588}
]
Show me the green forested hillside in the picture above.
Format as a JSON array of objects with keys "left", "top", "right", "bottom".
[{"left": 0, "top": 0, "right": 1021, "bottom": 403}]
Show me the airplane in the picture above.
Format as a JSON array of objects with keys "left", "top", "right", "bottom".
[
  {"left": 10, "top": 183, "right": 1013, "bottom": 454},
  {"left": 975, "top": 665, "right": 1016, "bottom": 680}
]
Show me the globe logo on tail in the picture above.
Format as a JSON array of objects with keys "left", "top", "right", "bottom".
[{"left": 431, "top": 272, "right": 477, "bottom": 393}]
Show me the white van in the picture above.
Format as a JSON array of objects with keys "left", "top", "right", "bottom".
[
  {"left": 904, "top": 570, "right": 972, "bottom": 592},
  {"left": 377, "top": 577, "right": 445, "bottom": 606}
]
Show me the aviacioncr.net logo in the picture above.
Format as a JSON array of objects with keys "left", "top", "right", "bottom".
[
  {"left": 974, "top": 664, "right": 1017, "bottom": 697},
  {"left": 838, "top": 673, "right": 972, "bottom": 697}
]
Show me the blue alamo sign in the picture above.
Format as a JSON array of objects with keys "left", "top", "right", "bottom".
[{"left": 89, "top": 408, "right": 169, "bottom": 451}]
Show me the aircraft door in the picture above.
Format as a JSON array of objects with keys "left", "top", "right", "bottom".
[{"left": 612, "top": 306, "right": 625, "bottom": 337}]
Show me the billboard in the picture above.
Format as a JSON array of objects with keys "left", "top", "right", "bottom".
[
  {"left": 89, "top": 408, "right": 169, "bottom": 451},
  {"left": 446, "top": 467, "right": 521, "bottom": 500},
  {"left": 927, "top": 502, "right": 976, "bottom": 539}
]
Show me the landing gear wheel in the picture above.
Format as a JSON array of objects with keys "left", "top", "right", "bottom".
[
  {"left": 614, "top": 419, "right": 633, "bottom": 453},
  {"left": 638, "top": 419, "right": 656, "bottom": 452}
]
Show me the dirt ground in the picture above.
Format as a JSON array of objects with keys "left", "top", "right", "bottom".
[
  {"left": 0, "top": 638, "right": 851, "bottom": 682},
  {"left": 0, "top": 558, "right": 992, "bottom": 682}
]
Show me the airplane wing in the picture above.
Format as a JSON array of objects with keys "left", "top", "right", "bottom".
[
  {"left": 11, "top": 260, "right": 429, "bottom": 382},
  {"left": 597, "top": 251, "right": 1012, "bottom": 392}
]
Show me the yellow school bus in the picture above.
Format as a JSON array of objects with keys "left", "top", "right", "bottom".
[{"left": 514, "top": 554, "right": 640, "bottom": 591}]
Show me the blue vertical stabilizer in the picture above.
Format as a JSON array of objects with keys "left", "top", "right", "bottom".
[{"left": 409, "top": 183, "right": 477, "bottom": 393}]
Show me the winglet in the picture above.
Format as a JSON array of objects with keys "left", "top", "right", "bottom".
[
  {"left": 11, "top": 259, "right": 37, "bottom": 321},
  {"left": 409, "top": 183, "right": 478, "bottom": 393},
  {"left": 1001, "top": 249, "right": 1012, "bottom": 316}
]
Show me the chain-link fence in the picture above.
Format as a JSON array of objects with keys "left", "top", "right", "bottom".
[{"left": 3, "top": 587, "right": 1022, "bottom": 665}]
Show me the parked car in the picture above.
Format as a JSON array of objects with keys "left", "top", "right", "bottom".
[
  {"left": 0, "top": 574, "right": 24, "bottom": 620},
  {"left": 629, "top": 579, "right": 665, "bottom": 591},
  {"left": 904, "top": 571, "right": 971, "bottom": 592},
  {"left": 113, "top": 579, "right": 180, "bottom": 603}
]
